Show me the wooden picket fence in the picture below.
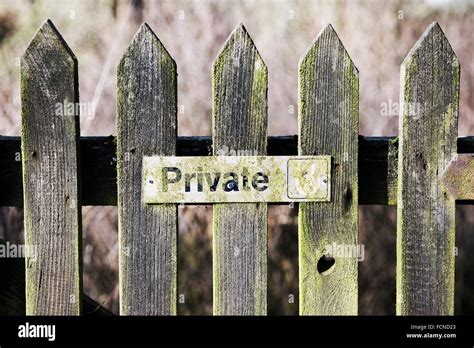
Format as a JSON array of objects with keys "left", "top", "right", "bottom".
[{"left": 0, "top": 19, "right": 472, "bottom": 316}]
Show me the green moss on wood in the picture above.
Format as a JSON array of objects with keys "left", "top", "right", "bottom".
[
  {"left": 397, "top": 22, "right": 458, "bottom": 315},
  {"left": 212, "top": 23, "right": 268, "bottom": 316},
  {"left": 21, "top": 19, "right": 82, "bottom": 315},
  {"left": 117, "top": 23, "right": 178, "bottom": 315},
  {"left": 298, "top": 24, "right": 359, "bottom": 315}
]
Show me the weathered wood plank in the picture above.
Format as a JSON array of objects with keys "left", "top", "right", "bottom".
[
  {"left": 298, "top": 24, "right": 359, "bottom": 315},
  {"left": 212, "top": 24, "right": 268, "bottom": 315},
  {"left": 2, "top": 136, "right": 474, "bottom": 206},
  {"left": 21, "top": 19, "right": 82, "bottom": 315},
  {"left": 397, "top": 22, "right": 459, "bottom": 315},
  {"left": 117, "top": 23, "right": 177, "bottom": 315}
]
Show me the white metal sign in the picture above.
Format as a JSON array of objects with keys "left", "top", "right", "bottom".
[{"left": 143, "top": 156, "right": 331, "bottom": 204}]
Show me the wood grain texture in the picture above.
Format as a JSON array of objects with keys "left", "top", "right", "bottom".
[
  {"left": 441, "top": 154, "right": 474, "bottom": 200},
  {"left": 117, "top": 23, "right": 177, "bottom": 315},
  {"left": 397, "top": 22, "right": 459, "bottom": 315},
  {"left": 2, "top": 136, "right": 474, "bottom": 206},
  {"left": 212, "top": 24, "right": 268, "bottom": 315},
  {"left": 20, "top": 20, "right": 82, "bottom": 315},
  {"left": 298, "top": 24, "right": 359, "bottom": 315}
]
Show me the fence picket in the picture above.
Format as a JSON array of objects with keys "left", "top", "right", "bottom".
[
  {"left": 21, "top": 19, "right": 82, "bottom": 315},
  {"left": 298, "top": 24, "right": 359, "bottom": 315},
  {"left": 397, "top": 22, "right": 459, "bottom": 315},
  {"left": 212, "top": 24, "right": 268, "bottom": 315},
  {"left": 117, "top": 23, "right": 177, "bottom": 315}
]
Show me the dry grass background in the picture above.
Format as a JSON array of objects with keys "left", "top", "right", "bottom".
[{"left": 0, "top": 0, "right": 473, "bottom": 315}]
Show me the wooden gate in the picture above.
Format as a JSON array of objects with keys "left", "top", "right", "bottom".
[{"left": 0, "top": 19, "right": 471, "bottom": 315}]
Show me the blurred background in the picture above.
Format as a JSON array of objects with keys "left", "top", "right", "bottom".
[{"left": 0, "top": 0, "right": 473, "bottom": 315}]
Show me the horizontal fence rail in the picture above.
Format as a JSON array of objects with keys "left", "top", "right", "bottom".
[{"left": 1, "top": 136, "right": 473, "bottom": 206}]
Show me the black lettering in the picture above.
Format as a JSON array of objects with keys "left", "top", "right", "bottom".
[
  {"left": 241, "top": 167, "right": 250, "bottom": 191},
  {"left": 252, "top": 172, "right": 268, "bottom": 191},
  {"left": 197, "top": 167, "right": 203, "bottom": 192},
  {"left": 162, "top": 167, "right": 181, "bottom": 192},
  {"left": 223, "top": 172, "right": 239, "bottom": 192},
  {"left": 185, "top": 173, "right": 197, "bottom": 192},
  {"left": 205, "top": 172, "right": 221, "bottom": 192}
]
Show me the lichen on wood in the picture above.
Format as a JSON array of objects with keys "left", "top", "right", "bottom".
[
  {"left": 212, "top": 23, "right": 268, "bottom": 315},
  {"left": 117, "top": 23, "right": 177, "bottom": 315},
  {"left": 298, "top": 24, "right": 359, "bottom": 315},
  {"left": 21, "top": 19, "right": 82, "bottom": 315},
  {"left": 397, "top": 22, "right": 459, "bottom": 315}
]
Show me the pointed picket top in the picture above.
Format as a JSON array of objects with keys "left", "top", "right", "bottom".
[
  {"left": 212, "top": 23, "right": 268, "bottom": 154},
  {"left": 213, "top": 23, "right": 261, "bottom": 62},
  {"left": 213, "top": 23, "right": 266, "bottom": 70},
  {"left": 298, "top": 23, "right": 359, "bottom": 152},
  {"left": 399, "top": 21, "right": 459, "bottom": 123},
  {"left": 22, "top": 19, "right": 76, "bottom": 69},
  {"left": 402, "top": 22, "right": 458, "bottom": 70},
  {"left": 125, "top": 23, "right": 174, "bottom": 60},
  {"left": 299, "top": 24, "right": 358, "bottom": 76},
  {"left": 119, "top": 22, "right": 176, "bottom": 70}
]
